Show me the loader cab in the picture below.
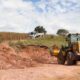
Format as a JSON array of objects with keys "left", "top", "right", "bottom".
[
  {"left": 67, "top": 33, "right": 80, "bottom": 53},
  {"left": 67, "top": 33, "right": 80, "bottom": 42}
]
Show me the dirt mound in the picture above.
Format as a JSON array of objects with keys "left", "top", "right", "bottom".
[
  {"left": 0, "top": 43, "right": 55, "bottom": 69},
  {"left": 0, "top": 43, "right": 36, "bottom": 69},
  {"left": 18, "top": 45, "right": 52, "bottom": 63}
]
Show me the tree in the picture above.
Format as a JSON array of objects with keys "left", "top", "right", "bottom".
[
  {"left": 34, "top": 26, "right": 46, "bottom": 34},
  {"left": 57, "top": 29, "right": 69, "bottom": 36}
]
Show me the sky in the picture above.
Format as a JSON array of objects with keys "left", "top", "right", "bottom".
[{"left": 0, "top": 0, "right": 80, "bottom": 34}]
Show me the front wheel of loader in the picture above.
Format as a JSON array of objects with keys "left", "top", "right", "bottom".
[
  {"left": 67, "top": 52, "right": 77, "bottom": 65},
  {"left": 58, "top": 51, "right": 66, "bottom": 65}
]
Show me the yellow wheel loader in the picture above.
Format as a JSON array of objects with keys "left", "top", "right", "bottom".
[{"left": 51, "top": 33, "right": 80, "bottom": 65}]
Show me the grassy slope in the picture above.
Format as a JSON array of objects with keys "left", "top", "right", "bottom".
[{"left": 9, "top": 35, "right": 67, "bottom": 48}]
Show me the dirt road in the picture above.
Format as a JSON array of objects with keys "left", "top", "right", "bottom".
[{"left": 0, "top": 64, "right": 80, "bottom": 80}]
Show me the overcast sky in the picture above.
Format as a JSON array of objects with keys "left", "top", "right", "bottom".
[{"left": 0, "top": 0, "right": 80, "bottom": 34}]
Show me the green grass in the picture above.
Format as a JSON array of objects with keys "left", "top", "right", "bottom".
[{"left": 9, "top": 35, "right": 67, "bottom": 48}]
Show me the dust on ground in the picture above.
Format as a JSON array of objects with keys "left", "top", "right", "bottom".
[{"left": 0, "top": 64, "right": 80, "bottom": 80}]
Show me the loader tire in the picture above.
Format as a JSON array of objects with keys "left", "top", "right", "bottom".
[
  {"left": 58, "top": 51, "right": 66, "bottom": 65},
  {"left": 67, "top": 52, "right": 76, "bottom": 65}
]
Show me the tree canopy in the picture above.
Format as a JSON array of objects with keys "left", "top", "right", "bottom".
[
  {"left": 57, "top": 29, "right": 69, "bottom": 36},
  {"left": 34, "top": 26, "right": 46, "bottom": 34}
]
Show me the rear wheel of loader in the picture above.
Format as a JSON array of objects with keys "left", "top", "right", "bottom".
[
  {"left": 58, "top": 51, "right": 66, "bottom": 65},
  {"left": 67, "top": 52, "right": 77, "bottom": 65}
]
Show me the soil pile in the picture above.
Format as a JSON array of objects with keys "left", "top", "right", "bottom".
[
  {"left": 0, "top": 43, "right": 55, "bottom": 69},
  {"left": 18, "top": 45, "right": 53, "bottom": 63}
]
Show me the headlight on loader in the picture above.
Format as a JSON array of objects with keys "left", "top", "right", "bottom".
[{"left": 53, "top": 49, "right": 60, "bottom": 56}]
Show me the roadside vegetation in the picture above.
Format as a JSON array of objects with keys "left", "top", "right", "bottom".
[
  {"left": 9, "top": 35, "right": 67, "bottom": 48},
  {"left": 0, "top": 27, "right": 69, "bottom": 49}
]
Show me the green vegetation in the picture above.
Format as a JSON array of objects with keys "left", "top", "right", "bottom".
[
  {"left": 34, "top": 26, "right": 46, "bottom": 34},
  {"left": 9, "top": 35, "right": 67, "bottom": 48},
  {"left": 57, "top": 29, "right": 69, "bottom": 36}
]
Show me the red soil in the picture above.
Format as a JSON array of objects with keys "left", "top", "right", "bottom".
[{"left": 0, "top": 43, "right": 56, "bottom": 69}]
